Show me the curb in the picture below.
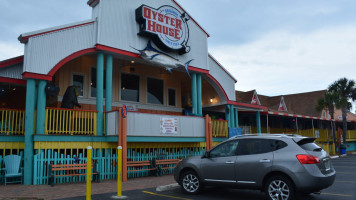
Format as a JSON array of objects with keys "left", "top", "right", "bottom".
[
  {"left": 156, "top": 183, "right": 180, "bottom": 192},
  {"left": 330, "top": 156, "right": 339, "bottom": 159}
]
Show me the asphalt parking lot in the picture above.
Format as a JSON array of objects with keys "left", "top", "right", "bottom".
[{"left": 60, "top": 154, "right": 356, "bottom": 200}]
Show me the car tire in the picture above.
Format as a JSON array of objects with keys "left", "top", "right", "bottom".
[
  {"left": 265, "top": 175, "right": 295, "bottom": 200},
  {"left": 179, "top": 171, "right": 202, "bottom": 194}
]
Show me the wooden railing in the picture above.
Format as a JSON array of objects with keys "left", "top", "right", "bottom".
[
  {"left": 211, "top": 119, "right": 228, "bottom": 137},
  {"left": 0, "top": 109, "right": 25, "bottom": 135},
  {"left": 45, "top": 108, "right": 97, "bottom": 135}
]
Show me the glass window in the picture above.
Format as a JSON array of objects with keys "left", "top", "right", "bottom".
[
  {"left": 168, "top": 88, "right": 176, "bottom": 106},
  {"left": 90, "top": 68, "right": 106, "bottom": 98},
  {"left": 271, "top": 139, "right": 288, "bottom": 150},
  {"left": 121, "top": 73, "right": 140, "bottom": 102},
  {"left": 209, "top": 141, "right": 239, "bottom": 158},
  {"left": 237, "top": 139, "right": 274, "bottom": 155},
  {"left": 147, "top": 78, "right": 163, "bottom": 105},
  {"left": 72, "top": 74, "right": 84, "bottom": 97}
]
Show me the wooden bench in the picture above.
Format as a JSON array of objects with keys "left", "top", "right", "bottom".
[
  {"left": 154, "top": 159, "right": 181, "bottom": 176},
  {"left": 48, "top": 163, "right": 100, "bottom": 186},
  {"left": 127, "top": 158, "right": 181, "bottom": 176}
]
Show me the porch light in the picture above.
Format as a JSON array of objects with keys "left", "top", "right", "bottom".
[
  {"left": 122, "top": 86, "right": 125, "bottom": 90},
  {"left": 90, "top": 82, "right": 93, "bottom": 86},
  {"left": 131, "top": 60, "right": 135, "bottom": 64},
  {"left": 12, "top": 88, "right": 16, "bottom": 91},
  {"left": 210, "top": 96, "right": 215, "bottom": 103}
]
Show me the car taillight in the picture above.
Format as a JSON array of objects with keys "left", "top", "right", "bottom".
[{"left": 296, "top": 154, "right": 320, "bottom": 164}]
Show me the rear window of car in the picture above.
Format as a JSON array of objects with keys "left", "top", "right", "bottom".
[{"left": 299, "top": 142, "right": 322, "bottom": 151}]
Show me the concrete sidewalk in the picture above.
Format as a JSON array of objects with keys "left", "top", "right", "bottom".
[{"left": 0, "top": 175, "right": 176, "bottom": 200}]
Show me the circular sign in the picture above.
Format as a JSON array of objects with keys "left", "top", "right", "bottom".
[
  {"left": 122, "top": 104, "right": 127, "bottom": 118},
  {"left": 136, "top": 5, "right": 190, "bottom": 54}
]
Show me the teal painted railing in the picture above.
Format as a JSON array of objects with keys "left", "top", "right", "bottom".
[
  {"left": 33, "top": 149, "right": 117, "bottom": 185},
  {"left": 127, "top": 147, "right": 206, "bottom": 178},
  {"left": 32, "top": 147, "right": 206, "bottom": 185}
]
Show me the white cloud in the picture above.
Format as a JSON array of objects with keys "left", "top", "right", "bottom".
[
  {"left": 0, "top": 42, "right": 23, "bottom": 61},
  {"left": 210, "top": 25, "right": 356, "bottom": 96}
]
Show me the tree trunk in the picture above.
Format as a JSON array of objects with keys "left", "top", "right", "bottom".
[
  {"left": 329, "top": 110, "right": 336, "bottom": 146},
  {"left": 342, "top": 107, "right": 348, "bottom": 144}
]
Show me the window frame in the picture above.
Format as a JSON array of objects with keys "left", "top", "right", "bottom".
[
  {"left": 119, "top": 72, "right": 141, "bottom": 103},
  {"left": 167, "top": 88, "right": 177, "bottom": 107},
  {"left": 208, "top": 140, "right": 239, "bottom": 158},
  {"left": 146, "top": 76, "right": 165, "bottom": 105},
  {"left": 70, "top": 72, "right": 86, "bottom": 98}
]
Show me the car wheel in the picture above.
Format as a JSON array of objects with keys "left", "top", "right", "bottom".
[
  {"left": 179, "top": 171, "right": 202, "bottom": 194},
  {"left": 265, "top": 176, "right": 295, "bottom": 200}
]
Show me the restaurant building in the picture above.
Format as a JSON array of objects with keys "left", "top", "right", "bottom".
[{"left": 0, "top": 0, "right": 265, "bottom": 185}]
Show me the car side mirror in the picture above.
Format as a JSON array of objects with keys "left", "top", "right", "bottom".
[{"left": 202, "top": 151, "right": 210, "bottom": 158}]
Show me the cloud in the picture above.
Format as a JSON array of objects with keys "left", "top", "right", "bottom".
[
  {"left": 210, "top": 25, "right": 356, "bottom": 96},
  {"left": 0, "top": 42, "right": 23, "bottom": 61}
]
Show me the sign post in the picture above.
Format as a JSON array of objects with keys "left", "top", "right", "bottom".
[
  {"left": 112, "top": 146, "right": 127, "bottom": 199},
  {"left": 86, "top": 146, "right": 92, "bottom": 200}
]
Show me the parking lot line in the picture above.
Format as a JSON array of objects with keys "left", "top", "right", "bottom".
[
  {"left": 336, "top": 172, "right": 356, "bottom": 175},
  {"left": 336, "top": 180, "right": 356, "bottom": 183},
  {"left": 142, "top": 191, "right": 192, "bottom": 200},
  {"left": 333, "top": 165, "right": 356, "bottom": 168},
  {"left": 321, "top": 192, "right": 353, "bottom": 197}
]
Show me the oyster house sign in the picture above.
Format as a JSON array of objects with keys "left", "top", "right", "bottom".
[{"left": 136, "top": 5, "right": 190, "bottom": 54}]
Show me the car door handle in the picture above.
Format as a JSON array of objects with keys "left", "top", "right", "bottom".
[
  {"left": 259, "top": 159, "right": 271, "bottom": 163},
  {"left": 226, "top": 161, "right": 235, "bottom": 164}
]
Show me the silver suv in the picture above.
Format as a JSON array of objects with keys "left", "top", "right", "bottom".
[{"left": 174, "top": 134, "right": 336, "bottom": 200}]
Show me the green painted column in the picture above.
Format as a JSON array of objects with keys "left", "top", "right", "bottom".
[
  {"left": 105, "top": 54, "right": 113, "bottom": 112},
  {"left": 196, "top": 74, "right": 202, "bottom": 116},
  {"left": 256, "top": 111, "right": 261, "bottom": 134},
  {"left": 225, "top": 105, "right": 231, "bottom": 127},
  {"left": 191, "top": 73, "right": 197, "bottom": 115},
  {"left": 96, "top": 52, "right": 104, "bottom": 136},
  {"left": 24, "top": 79, "right": 36, "bottom": 185},
  {"left": 36, "top": 80, "right": 47, "bottom": 134},
  {"left": 234, "top": 107, "right": 239, "bottom": 128},
  {"left": 230, "top": 105, "right": 235, "bottom": 128}
]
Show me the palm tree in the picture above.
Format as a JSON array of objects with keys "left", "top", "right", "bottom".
[
  {"left": 316, "top": 92, "right": 338, "bottom": 145},
  {"left": 328, "top": 78, "right": 356, "bottom": 144}
]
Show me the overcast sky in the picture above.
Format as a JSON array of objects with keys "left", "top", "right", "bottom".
[{"left": 0, "top": 0, "right": 355, "bottom": 110}]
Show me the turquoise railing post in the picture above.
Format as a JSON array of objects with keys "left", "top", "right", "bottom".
[
  {"left": 225, "top": 105, "right": 231, "bottom": 127},
  {"left": 191, "top": 73, "right": 197, "bottom": 115},
  {"left": 36, "top": 80, "right": 47, "bottom": 134},
  {"left": 230, "top": 105, "right": 235, "bottom": 128},
  {"left": 96, "top": 52, "right": 104, "bottom": 136},
  {"left": 234, "top": 107, "right": 239, "bottom": 128},
  {"left": 256, "top": 111, "right": 261, "bottom": 134},
  {"left": 197, "top": 74, "right": 202, "bottom": 116},
  {"left": 24, "top": 78, "right": 36, "bottom": 185}
]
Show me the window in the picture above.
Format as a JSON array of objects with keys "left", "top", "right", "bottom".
[
  {"left": 72, "top": 74, "right": 84, "bottom": 97},
  {"left": 209, "top": 141, "right": 239, "bottom": 158},
  {"left": 237, "top": 139, "right": 274, "bottom": 155},
  {"left": 271, "top": 139, "right": 288, "bottom": 150},
  {"left": 121, "top": 73, "right": 140, "bottom": 102},
  {"left": 147, "top": 77, "right": 163, "bottom": 105},
  {"left": 90, "top": 68, "right": 106, "bottom": 98},
  {"left": 168, "top": 88, "right": 176, "bottom": 106}
]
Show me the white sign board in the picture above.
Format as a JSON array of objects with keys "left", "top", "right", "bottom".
[
  {"left": 160, "top": 117, "right": 178, "bottom": 134},
  {"left": 315, "top": 130, "right": 320, "bottom": 138}
]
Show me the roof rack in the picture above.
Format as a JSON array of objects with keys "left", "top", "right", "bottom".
[{"left": 228, "top": 133, "right": 304, "bottom": 140}]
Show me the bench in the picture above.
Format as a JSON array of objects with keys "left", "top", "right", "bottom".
[
  {"left": 127, "top": 158, "right": 180, "bottom": 176},
  {"left": 48, "top": 163, "right": 100, "bottom": 186},
  {"left": 154, "top": 159, "right": 181, "bottom": 176}
]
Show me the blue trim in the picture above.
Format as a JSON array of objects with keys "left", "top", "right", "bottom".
[
  {"left": 256, "top": 111, "right": 261, "bottom": 134},
  {"left": 36, "top": 80, "right": 47, "bottom": 134},
  {"left": 235, "top": 107, "right": 239, "bottom": 128},
  {"left": 213, "top": 138, "right": 227, "bottom": 142},
  {"left": 24, "top": 78, "right": 36, "bottom": 185},
  {"left": 105, "top": 54, "right": 113, "bottom": 112},
  {"left": 191, "top": 73, "right": 197, "bottom": 115},
  {"left": 197, "top": 74, "right": 202, "bottom": 116},
  {"left": 127, "top": 136, "right": 206, "bottom": 142},
  {"left": 96, "top": 52, "right": 104, "bottom": 136},
  {"left": 0, "top": 136, "right": 25, "bottom": 142},
  {"left": 33, "top": 135, "right": 118, "bottom": 142}
]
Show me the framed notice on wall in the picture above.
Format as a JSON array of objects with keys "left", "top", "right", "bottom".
[{"left": 160, "top": 117, "right": 178, "bottom": 134}]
